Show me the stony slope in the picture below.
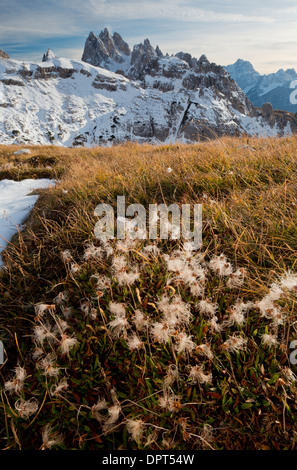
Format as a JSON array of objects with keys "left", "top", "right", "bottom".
[{"left": 0, "top": 33, "right": 296, "bottom": 146}]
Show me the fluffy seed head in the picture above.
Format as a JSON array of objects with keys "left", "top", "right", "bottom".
[{"left": 189, "top": 365, "right": 212, "bottom": 385}]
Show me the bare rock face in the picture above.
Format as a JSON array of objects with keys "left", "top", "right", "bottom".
[
  {"left": 175, "top": 52, "right": 193, "bottom": 67},
  {"left": 261, "top": 102, "right": 275, "bottom": 126},
  {"left": 129, "top": 39, "right": 158, "bottom": 79},
  {"left": 98, "top": 28, "right": 123, "bottom": 63},
  {"left": 155, "top": 45, "right": 163, "bottom": 58},
  {"left": 82, "top": 29, "right": 130, "bottom": 68},
  {"left": 81, "top": 31, "right": 110, "bottom": 66},
  {"left": 82, "top": 31, "right": 166, "bottom": 80},
  {"left": 273, "top": 109, "right": 297, "bottom": 133},
  {"left": 112, "top": 32, "right": 130, "bottom": 56},
  {"left": 0, "top": 50, "right": 9, "bottom": 59}
]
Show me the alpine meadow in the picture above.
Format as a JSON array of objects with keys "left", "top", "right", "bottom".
[
  {"left": 0, "top": 138, "right": 297, "bottom": 450},
  {"left": 1, "top": 0, "right": 297, "bottom": 454}
]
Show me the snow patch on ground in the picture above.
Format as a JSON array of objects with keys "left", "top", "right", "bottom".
[{"left": 0, "top": 179, "right": 55, "bottom": 267}]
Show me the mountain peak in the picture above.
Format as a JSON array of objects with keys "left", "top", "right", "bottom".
[
  {"left": 87, "top": 31, "right": 97, "bottom": 41},
  {"left": 0, "top": 49, "right": 10, "bottom": 59},
  {"left": 226, "top": 58, "right": 297, "bottom": 112},
  {"left": 197, "top": 54, "right": 210, "bottom": 67},
  {"left": 112, "top": 32, "right": 130, "bottom": 56},
  {"left": 42, "top": 49, "right": 56, "bottom": 62},
  {"left": 155, "top": 45, "right": 163, "bottom": 58},
  {"left": 82, "top": 29, "right": 127, "bottom": 66},
  {"left": 1, "top": 33, "right": 296, "bottom": 146},
  {"left": 175, "top": 51, "right": 192, "bottom": 66},
  {"left": 229, "top": 59, "right": 259, "bottom": 74},
  {"left": 99, "top": 27, "right": 112, "bottom": 41}
]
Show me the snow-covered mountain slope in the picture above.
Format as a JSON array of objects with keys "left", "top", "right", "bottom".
[
  {"left": 226, "top": 59, "right": 297, "bottom": 113},
  {"left": 0, "top": 33, "right": 297, "bottom": 147}
]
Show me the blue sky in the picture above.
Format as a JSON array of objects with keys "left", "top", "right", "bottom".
[{"left": 1, "top": 0, "right": 297, "bottom": 73}]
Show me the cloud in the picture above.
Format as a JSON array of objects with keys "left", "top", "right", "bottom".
[
  {"left": 0, "top": 0, "right": 295, "bottom": 73},
  {"left": 0, "top": 0, "right": 274, "bottom": 44},
  {"left": 75, "top": 0, "right": 274, "bottom": 24}
]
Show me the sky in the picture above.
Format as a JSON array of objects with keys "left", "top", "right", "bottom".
[{"left": 0, "top": 0, "right": 297, "bottom": 73}]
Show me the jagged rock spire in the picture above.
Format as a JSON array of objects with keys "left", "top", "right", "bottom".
[
  {"left": 82, "top": 29, "right": 128, "bottom": 66},
  {"left": 129, "top": 38, "right": 158, "bottom": 79},
  {"left": 155, "top": 45, "right": 163, "bottom": 58},
  {"left": 42, "top": 49, "right": 56, "bottom": 62},
  {"left": 113, "top": 32, "right": 130, "bottom": 56},
  {"left": 99, "top": 28, "right": 124, "bottom": 62},
  {"left": 0, "top": 49, "right": 9, "bottom": 59},
  {"left": 198, "top": 54, "right": 210, "bottom": 65},
  {"left": 175, "top": 51, "right": 192, "bottom": 66},
  {"left": 82, "top": 31, "right": 109, "bottom": 66}
]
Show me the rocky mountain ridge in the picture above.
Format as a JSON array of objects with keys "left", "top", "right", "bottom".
[
  {"left": 0, "top": 31, "right": 296, "bottom": 147},
  {"left": 0, "top": 50, "right": 9, "bottom": 59}
]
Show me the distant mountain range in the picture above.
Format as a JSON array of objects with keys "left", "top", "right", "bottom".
[
  {"left": 0, "top": 31, "right": 297, "bottom": 147},
  {"left": 225, "top": 59, "right": 297, "bottom": 113}
]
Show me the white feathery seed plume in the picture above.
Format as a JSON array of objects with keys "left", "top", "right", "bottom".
[
  {"left": 103, "top": 404, "right": 122, "bottom": 432},
  {"left": 53, "top": 291, "right": 68, "bottom": 306},
  {"left": 61, "top": 250, "right": 72, "bottom": 262},
  {"left": 163, "top": 364, "right": 179, "bottom": 388},
  {"left": 175, "top": 332, "right": 196, "bottom": 354},
  {"left": 223, "top": 334, "right": 247, "bottom": 353},
  {"left": 15, "top": 398, "right": 39, "bottom": 418},
  {"left": 41, "top": 424, "right": 63, "bottom": 449},
  {"left": 133, "top": 309, "right": 150, "bottom": 330},
  {"left": 126, "top": 419, "right": 144, "bottom": 443},
  {"left": 188, "top": 365, "right": 212, "bottom": 385},
  {"left": 198, "top": 299, "right": 217, "bottom": 316},
  {"left": 60, "top": 334, "right": 78, "bottom": 355},
  {"left": 38, "top": 354, "right": 60, "bottom": 377},
  {"left": 109, "top": 302, "right": 126, "bottom": 316},
  {"left": 4, "top": 365, "right": 27, "bottom": 394},
  {"left": 227, "top": 268, "right": 246, "bottom": 288},
  {"left": 261, "top": 333, "right": 278, "bottom": 347},
  {"left": 34, "top": 303, "right": 55, "bottom": 318},
  {"left": 126, "top": 334, "right": 144, "bottom": 350},
  {"left": 83, "top": 243, "right": 103, "bottom": 261},
  {"left": 159, "top": 390, "right": 181, "bottom": 412},
  {"left": 197, "top": 344, "right": 214, "bottom": 360},
  {"left": 50, "top": 379, "right": 69, "bottom": 397},
  {"left": 209, "top": 254, "right": 233, "bottom": 277},
  {"left": 151, "top": 322, "right": 173, "bottom": 344}
]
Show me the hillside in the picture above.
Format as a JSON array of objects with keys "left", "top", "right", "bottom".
[
  {"left": 1, "top": 30, "right": 297, "bottom": 147},
  {"left": 1, "top": 137, "right": 297, "bottom": 450}
]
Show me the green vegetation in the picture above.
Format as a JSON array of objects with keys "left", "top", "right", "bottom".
[{"left": 0, "top": 137, "right": 297, "bottom": 450}]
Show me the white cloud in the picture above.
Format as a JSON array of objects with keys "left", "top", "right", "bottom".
[
  {"left": 0, "top": 0, "right": 275, "bottom": 44},
  {"left": 77, "top": 0, "right": 274, "bottom": 24},
  {"left": 0, "top": 0, "right": 296, "bottom": 74}
]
